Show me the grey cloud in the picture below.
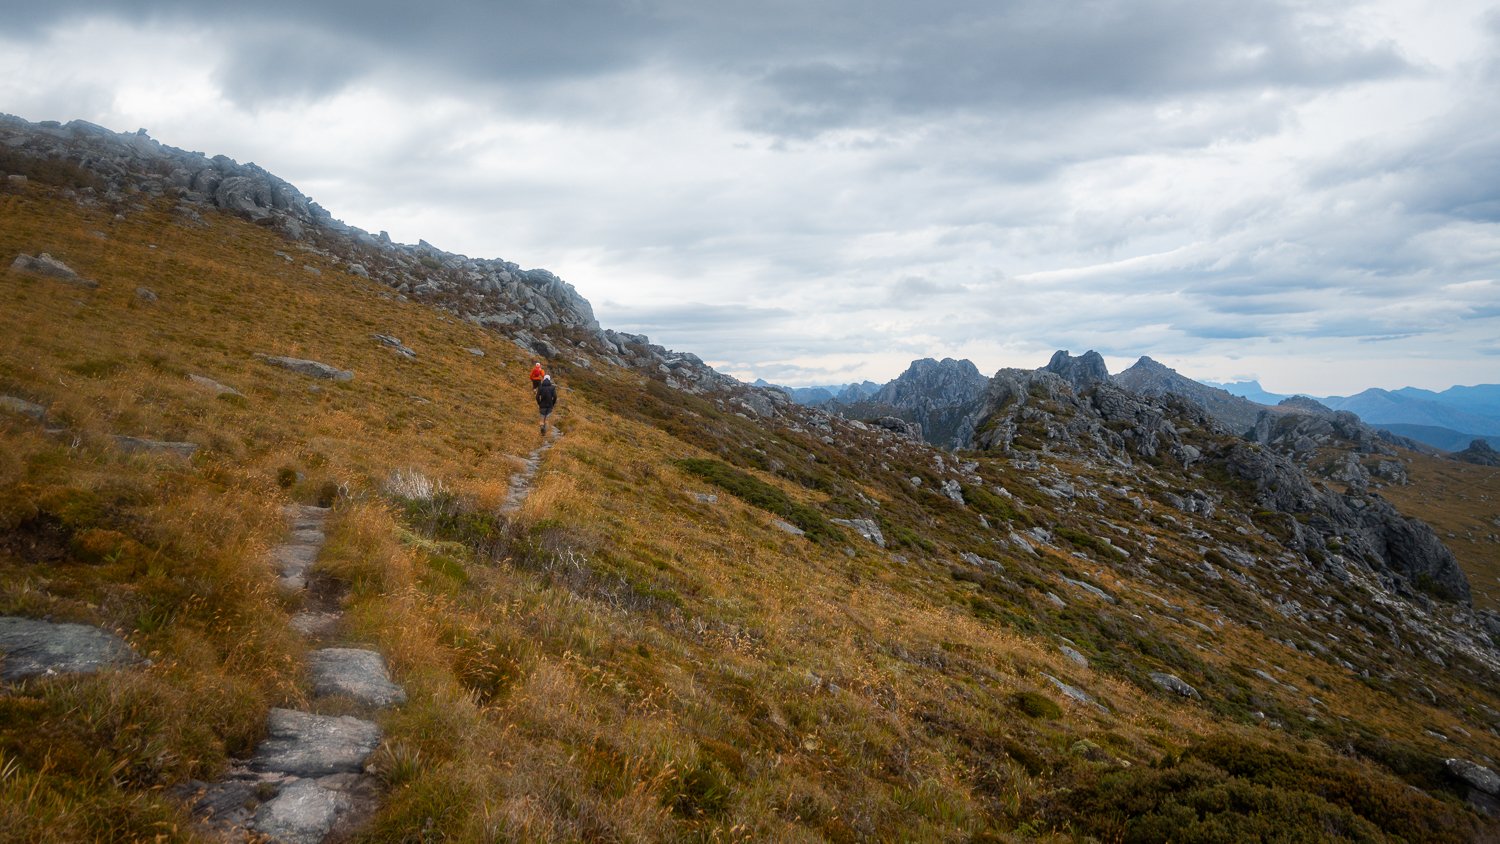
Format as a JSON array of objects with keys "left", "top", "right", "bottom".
[{"left": 11, "top": 0, "right": 1413, "bottom": 125}]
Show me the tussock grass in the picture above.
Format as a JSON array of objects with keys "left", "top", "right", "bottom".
[{"left": 1, "top": 175, "right": 1496, "bottom": 840}]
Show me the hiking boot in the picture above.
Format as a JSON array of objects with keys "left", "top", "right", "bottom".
[{"left": 540, "top": 423, "right": 547, "bottom": 435}]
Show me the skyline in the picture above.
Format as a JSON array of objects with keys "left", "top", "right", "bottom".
[{"left": 3, "top": 1, "right": 1498, "bottom": 394}]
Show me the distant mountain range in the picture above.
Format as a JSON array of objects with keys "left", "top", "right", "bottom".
[
  {"left": 753, "top": 379, "right": 881, "bottom": 406},
  {"left": 1204, "top": 380, "right": 1500, "bottom": 448},
  {"left": 776, "top": 368, "right": 1500, "bottom": 453}
]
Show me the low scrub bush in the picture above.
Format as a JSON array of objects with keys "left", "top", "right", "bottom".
[{"left": 675, "top": 458, "right": 839, "bottom": 543}]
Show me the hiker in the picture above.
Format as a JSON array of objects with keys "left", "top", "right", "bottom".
[
  {"left": 535, "top": 374, "right": 557, "bottom": 435},
  {"left": 529, "top": 361, "right": 545, "bottom": 391}
]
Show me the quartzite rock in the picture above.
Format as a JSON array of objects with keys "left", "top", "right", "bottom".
[
  {"left": 9, "top": 252, "right": 97, "bottom": 287},
  {"left": 0, "top": 395, "right": 46, "bottom": 422},
  {"left": 308, "top": 648, "right": 407, "bottom": 707},
  {"left": 251, "top": 709, "right": 381, "bottom": 777},
  {"left": 0, "top": 617, "right": 138, "bottom": 681},
  {"left": 252, "top": 778, "right": 351, "bottom": 844},
  {"left": 256, "top": 354, "right": 353, "bottom": 382},
  {"left": 114, "top": 435, "right": 198, "bottom": 459},
  {"left": 1149, "top": 672, "right": 1201, "bottom": 699}
]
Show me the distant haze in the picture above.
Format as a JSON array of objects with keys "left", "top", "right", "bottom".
[{"left": 2, "top": 1, "right": 1497, "bottom": 394}]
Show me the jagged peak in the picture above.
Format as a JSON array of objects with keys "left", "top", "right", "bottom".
[{"left": 1043, "top": 349, "right": 1110, "bottom": 389}]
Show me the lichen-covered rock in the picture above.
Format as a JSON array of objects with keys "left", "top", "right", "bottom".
[
  {"left": 0, "top": 617, "right": 138, "bottom": 681},
  {"left": 252, "top": 778, "right": 351, "bottom": 844},
  {"left": 0, "top": 395, "right": 46, "bottom": 422},
  {"left": 831, "top": 518, "right": 885, "bottom": 547},
  {"left": 9, "top": 252, "right": 97, "bottom": 287},
  {"left": 256, "top": 354, "right": 353, "bottom": 382},
  {"left": 308, "top": 649, "right": 406, "bottom": 708},
  {"left": 251, "top": 709, "right": 381, "bottom": 777},
  {"left": 1149, "top": 672, "right": 1200, "bottom": 699}
]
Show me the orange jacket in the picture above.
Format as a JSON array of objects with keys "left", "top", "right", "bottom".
[{"left": 529, "top": 364, "right": 545, "bottom": 385}]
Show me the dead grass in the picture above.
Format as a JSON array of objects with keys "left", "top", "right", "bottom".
[
  {"left": 1382, "top": 450, "right": 1500, "bottom": 612},
  {"left": 0, "top": 178, "right": 1495, "bottom": 841}
]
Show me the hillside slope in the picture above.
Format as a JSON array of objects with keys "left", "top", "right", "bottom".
[{"left": 3, "top": 121, "right": 1500, "bottom": 841}]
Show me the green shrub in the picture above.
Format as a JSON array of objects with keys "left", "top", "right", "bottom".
[
  {"left": 1012, "top": 691, "right": 1063, "bottom": 720},
  {"left": 675, "top": 458, "right": 839, "bottom": 543}
]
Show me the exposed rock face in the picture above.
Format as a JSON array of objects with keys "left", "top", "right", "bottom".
[
  {"left": 308, "top": 648, "right": 407, "bottom": 707},
  {"left": 1044, "top": 350, "right": 1111, "bottom": 391},
  {"left": 0, "top": 617, "right": 138, "bottom": 681},
  {"left": 251, "top": 709, "right": 381, "bottom": 777},
  {"left": 1454, "top": 439, "right": 1500, "bottom": 466},
  {"left": 0, "top": 115, "right": 599, "bottom": 336},
  {"left": 9, "top": 252, "right": 97, "bottom": 287},
  {"left": 113, "top": 435, "right": 198, "bottom": 459},
  {"left": 256, "top": 354, "right": 354, "bottom": 382},
  {"left": 0, "top": 395, "right": 47, "bottom": 422},
  {"left": 1114, "top": 355, "right": 1269, "bottom": 435},
  {"left": 837, "top": 358, "right": 991, "bottom": 449},
  {"left": 831, "top": 518, "right": 885, "bottom": 547},
  {"left": 973, "top": 360, "right": 1474, "bottom": 607},
  {"left": 1149, "top": 672, "right": 1201, "bottom": 699}
]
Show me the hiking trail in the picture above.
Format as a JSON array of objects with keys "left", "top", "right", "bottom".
[
  {"left": 184, "top": 503, "right": 406, "bottom": 844},
  {"left": 500, "top": 427, "right": 561, "bottom": 516}
]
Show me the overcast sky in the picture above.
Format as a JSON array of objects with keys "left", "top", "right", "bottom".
[{"left": 2, "top": 1, "right": 1497, "bottom": 393}]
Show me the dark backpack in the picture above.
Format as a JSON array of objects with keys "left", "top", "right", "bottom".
[{"left": 536, "top": 380, "right": 558, "bottom": 411}]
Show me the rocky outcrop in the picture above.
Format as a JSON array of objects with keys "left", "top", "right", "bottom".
[
  {"left": 1114, "top": 355, "right": 1269, "bottom": 435},
  {"left": 256, "top": 354, "right": 354, "bottom": 382},
  {"left": 0, "top": 617, "right": 138, "bottom": 681},
  {"left": 8, "top": 252, "right": 97, "bottom": 288},
  {"left": 973, "top": 354, "right": 1474, "bottom": 607},
  {"left": 0, "top": 114, "right": 598, "bottom": 335},
  {"left": 836, "top": 358, "right": 991, "bottom": 449},
  {"left": 1454, "top": 439, "right": 1500, "bottom": 466},
  {"left": 1045, "top": 350, "right": 1110, "bottom": 391}
]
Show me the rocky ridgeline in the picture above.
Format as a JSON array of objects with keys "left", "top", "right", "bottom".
[
  {"left": 0, "top": 114, "right": 596, "bottom": 336},
  {"left": 832, "top": 357, "right": 992, "bottom": 449},
  {"left": 0, "top": 114, "right": 810, "bottom": 432},
  {"left": 972, "top": 351, "right": 1499, "bottom": 676}
]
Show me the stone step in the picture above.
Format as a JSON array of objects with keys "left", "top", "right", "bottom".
[
  {"left": 251, "top": 708, "right": 381, "bottom": 777},
  {"left": 290, "top": 611, "right": 341, "bottom": 638},
  {"left": 273, "top": 544, "right": 319, "bottom": 590},
  {"left": 309, "top": 648, "right": 406, "bottom": 708}
]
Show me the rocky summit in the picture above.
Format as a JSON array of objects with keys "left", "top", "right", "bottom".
[{"left": 3, "top": 116, "right": 1500, "bottom": 841}]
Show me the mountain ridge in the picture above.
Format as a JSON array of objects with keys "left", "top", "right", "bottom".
[{"left": 4, "top": 115, "right": 1500, "bottom": 839}]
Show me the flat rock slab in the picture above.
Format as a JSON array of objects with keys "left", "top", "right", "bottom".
[
  {"left": 1448, "top": 758, "right": 1500, "bottom": 796},
  {"left": 290, "top": 611, "right": 341, "bottom": 638},
  {"left": 0, "top": 395, "right": 46, "bottom": 422},
  {"left": 188, "top": 374, "right": 242, "bottom": 397},
  {"left": 1041, "top": 672, "right": 1109, "bottom": 714},
  {"left": 309, "top": 648, "right": 406, "bottom": 707},
  {"left": 256, "top": 354, "right": 353, "bottom": 382},
  {"left": 10, "top": 252, "right": 98, "bottom": 287},
  {"left": 114, "top": 435, "right": 198, "bottom": 459},
  {"left": 253, "top": 777, "right": 351, "bottom": 844},
  {"left": 1149, "top": 671, "right": 1201, "bottom": 699},
  {"left": 0, "top": 616, "right": 137, "bottom": 681},
  {"left": 273, "top": 544, "right": 319, "bottom": 590},
  {"left": 289, "top": 528, "right": 326, "bottom": 545},
  {"left": 284, "top": 504, "right": 331, "bottom": 531},
  {"left": 251, "top": 708, "right": 381, "bottom": 777}
]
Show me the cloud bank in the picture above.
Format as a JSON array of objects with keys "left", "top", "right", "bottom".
[{"left": 0, "top": 0, "right": 1496, "bottom": 393}]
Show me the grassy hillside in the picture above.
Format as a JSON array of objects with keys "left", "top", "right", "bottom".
[
  {"left": 1382, "top": 453, "right": 1500, "bottom": 613},
  {"left": 2, "top": 178, "right": 1497, "bottom": 840}
]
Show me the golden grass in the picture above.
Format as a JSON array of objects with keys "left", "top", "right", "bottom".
[
  {"left": 1382, "top": 450, "right": 1500, "bottom": 612},
  {"left": 0, "top": 180, "right": 1495, "bottom": 841}
]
